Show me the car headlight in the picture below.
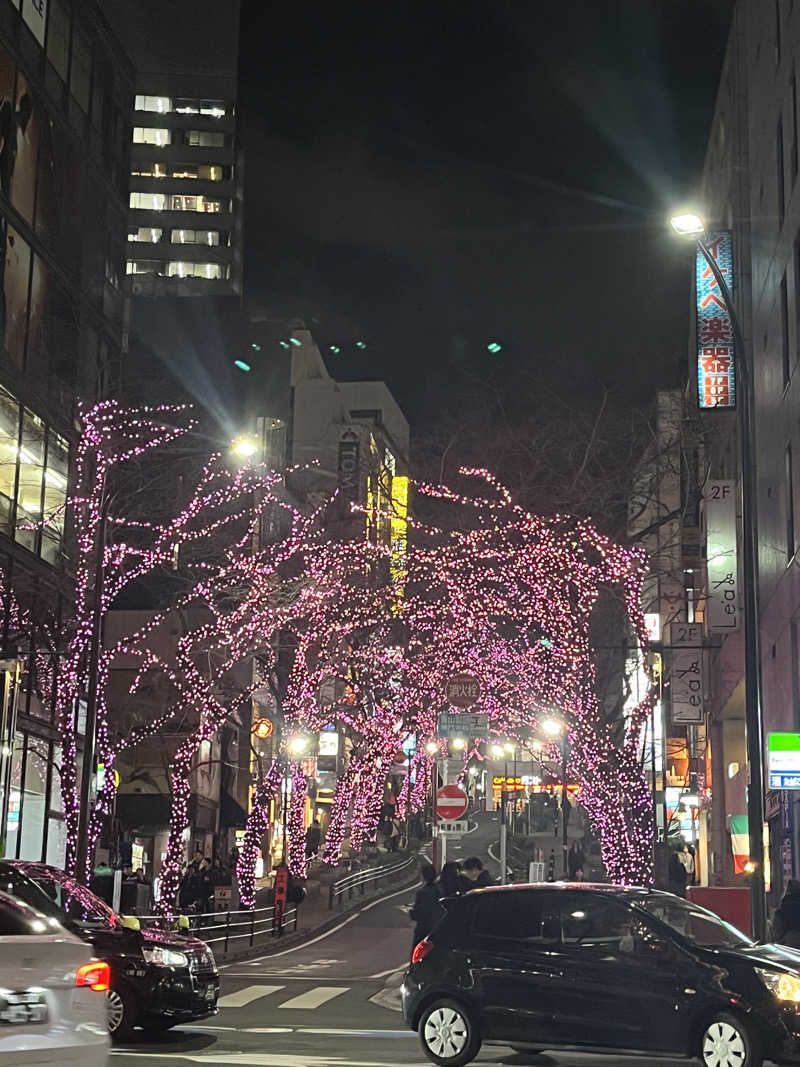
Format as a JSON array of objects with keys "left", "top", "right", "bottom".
[
  {"left": 757, "top": 967, "right": 800, "bottom": 1003},
  {"left": 142, "top": 945, "right": 189, "bottom": 968}
]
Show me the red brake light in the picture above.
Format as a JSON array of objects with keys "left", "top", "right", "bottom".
[
  {"left": 411, "top": 938, "right": 434, "bottom": 964},
  {"left": 75, "top": 961, "right": 110, "bottom": 992}
]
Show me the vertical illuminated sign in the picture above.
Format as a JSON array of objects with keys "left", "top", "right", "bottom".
[
  {"left": 704, "top": 479, "right": 739, "bottom": 632},
  {"left": 697, "top": 231, "right": 736, "bottom": 409}
]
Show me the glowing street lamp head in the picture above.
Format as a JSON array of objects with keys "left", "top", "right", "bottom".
[
  {"left": 670, "top": 212, "right": 706, "bottom": 237},
  {"left": 541, "top": 718, "right": 564, "bottom": 738},
  {"left": 503, "top": 742, "right": 515, "bottom": 755},
  {"left": 452, "top": 737, "right": 467, "bottom": 751},
  {"left": 491, "top": 744, "right": 504, "bottom": 759},
  {"left": 231, "top": 434, "right": 259, "bottom": 461},
  {"left": 288, "top": 735, "right": 309, "bottom": 756},
  {"left": 425, "top": 740, "right": 439, "bottom": 755}
]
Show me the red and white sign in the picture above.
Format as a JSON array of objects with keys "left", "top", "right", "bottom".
[
  {"left": 445, "top": 673, "right": 481, "bottom": 708},
  {"left": 436, "top": 785, "right": 469, "bottom": 821}
]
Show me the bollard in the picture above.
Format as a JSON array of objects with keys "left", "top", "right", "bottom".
[
  {"left": 249, "top": 910, "right": 255, "bottom": 947},
  {"left": 224, "top": 911, "right": 231, "bottom": 954}
]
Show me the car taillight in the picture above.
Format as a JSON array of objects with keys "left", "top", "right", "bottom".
[
  {"left": 75, "top": 961, "right": 110, "bottom": 992},
  {"left": 411, "top": 938, "right": 434, "bottom": 964}
]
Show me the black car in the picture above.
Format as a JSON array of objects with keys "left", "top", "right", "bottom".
[
  {"left": 0, "top": 860, "right": 219, "bottom": 1040},
  {"left": 402, "top": 883, "right": 800, "bottom": 1067}
]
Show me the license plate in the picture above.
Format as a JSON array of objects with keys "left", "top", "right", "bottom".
[
  {"left": 0, "top": 991, "right": 48, "bottom": 1025},
  {"left": 205, "top": 986, "right": 216, "bottom": 1002}
]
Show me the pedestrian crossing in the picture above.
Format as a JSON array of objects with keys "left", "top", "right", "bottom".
[{"left": 217, "top": 984, "right": 352, "bottom": 1011}]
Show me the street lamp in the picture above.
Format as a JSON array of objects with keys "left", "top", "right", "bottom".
[
  {"left": 670, "top": 209, "right": 766, "bottom": 939},
  {"left": 541, "top": 719, "right": 569, "bottom": 878},
  {"left": 288, "top": 735, "right": 309, "bottom": 757},
  {"left": 426, "top": 740, "right": 439, "bottom": 756},
  {"left": 230, "top": 434, "right": 259, "bottom": 463},
  {"left": 451, "top": 737, "right": 467, "bottom": 751}
]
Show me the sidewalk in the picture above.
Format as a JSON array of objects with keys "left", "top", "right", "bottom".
[{"left": 218, "top": 848, "right": 422, "bottom": 962}]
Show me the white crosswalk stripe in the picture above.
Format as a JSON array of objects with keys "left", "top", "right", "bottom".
[
  {"left": 218, "top": 984, "right": 285, "bottom": 1008},
  {"left": 278, "top": 986, "right": 350, "bottom": 1009}
]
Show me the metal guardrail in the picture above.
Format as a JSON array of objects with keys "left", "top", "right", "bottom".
[
  {"left": 136, "top": 903, "right": 299, "bottom": 954},
  {"left": 328, "top": 855, "right": 416, "bottom": 910}
]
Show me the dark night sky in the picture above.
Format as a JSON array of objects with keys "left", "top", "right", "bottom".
[{"left": 239, "top": 1, "right": 735, "bottom": 428}]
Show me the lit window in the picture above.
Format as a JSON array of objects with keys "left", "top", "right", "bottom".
[
  {"left": 166, "top": 262, "right": 228, "bottom": 280},
  {"left": 129, "top": 192, "right": 167, "bottom": 211},
  {"left": 128, "top": 227, "right": 163, "bottom": 243},
  {"left": 171, "top": 165, "right": 199, "bottom": 179},
  {"left": 131, "top": 163, "right": 167, "bottom": 179},
  {"left": 186, "top": 130, "right": 225, "bottom": 148},
  {"left": 174, "top": 99, "right": 227, "bottom": 117},
  {"left": 126, "top": 261, "right": 163, "bottom": 275},
  {"left": 169, "top": 229, "right": 220, "bottom": 246},
  {"left": 169, "top": 195, "right": 226, "bottom": 213},
  {"left": 133, "top": 127, "right": 172, "bottom": 147},
  {"left": 135, "top": 96, "right": 172, "bottom": 114}
]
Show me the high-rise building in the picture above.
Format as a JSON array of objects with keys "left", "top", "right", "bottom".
[
  {"left": 0, "top": 0, "right": 134, "bottom": 866},
  {"left": 105, "top": 0, "right": 242, "bottom": 297}
]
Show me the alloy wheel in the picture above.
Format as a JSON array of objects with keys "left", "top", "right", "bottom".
[
  {"left": 702, "top": 1020, "right": 747, "bottom": 1067},
  {"left": 106, "top": 988, "right": 125, "bottom": 1033},
  {"left": 423, "top": 1006, "right": 469, "bottom": 1060}
]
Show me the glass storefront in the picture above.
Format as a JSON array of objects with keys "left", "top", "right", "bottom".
[{"left": 4, "top": 729, "right": 65, "bottom": 866}]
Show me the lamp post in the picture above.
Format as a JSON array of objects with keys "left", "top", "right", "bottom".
[
  {"left": 542, "top": 719, "right": 568, "bottom": 878},
  {"left": 504, "top": 742, "right": 516, "bottom": 836},
  {"left": 491, "top": 743, "right": 508, "bottom": 884},
  {"left": 671, "top": 212, "right": 766, "bottom": 939},
  {"left": 426, "top": 740, "right": 439, "bottom": 867}
]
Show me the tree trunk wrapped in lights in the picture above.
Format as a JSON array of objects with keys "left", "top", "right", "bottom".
[
  {"left": 236, "top": 759, "right": 282, "bottom": 908},
  {"left": 287, "top": 763, "right": 308, "bottom": 878}
]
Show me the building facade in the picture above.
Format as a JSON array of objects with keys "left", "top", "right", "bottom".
[{"left": 0, "top": 0, "right": 133, "bottom": 865}]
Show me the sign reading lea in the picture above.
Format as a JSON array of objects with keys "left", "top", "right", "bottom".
[{"left": 696, "top": 230, "right": 736, "bottom": 410}]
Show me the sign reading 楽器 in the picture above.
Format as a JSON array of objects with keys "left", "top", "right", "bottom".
[{"left": 697, "top": 231, "right": 736, "bottom": 410}]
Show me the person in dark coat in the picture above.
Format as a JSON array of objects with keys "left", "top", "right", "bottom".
[
  {"left": 438, "top": 861, "right": 467, "bottom": 897},
  {"left": 462, "top": 856, "right": 494, "bottom": 888},
  {"left": 409, "top": 864, "right": 440, "bottom": 953},
  {"left": 773, "top": 879, "right": 800, "bottom": 947},
  {"left": 668, "top": 847, "right": 689, "bottom": 898},
  {"left": 568, "top": 842, "right": 585, "bottom": 880},
  {"left": 305, "top": 819, "right": 322, "bottom": 859}
]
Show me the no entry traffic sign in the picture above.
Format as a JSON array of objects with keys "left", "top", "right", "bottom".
[{"left": 436, "top": 784, "right": 469, "bottom": 821}]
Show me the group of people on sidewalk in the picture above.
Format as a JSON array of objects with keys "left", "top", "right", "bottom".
[{"left": 409, "top": 857, "right": 493, "bottom": 950}]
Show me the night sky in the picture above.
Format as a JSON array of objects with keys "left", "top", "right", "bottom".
[{"left": 240, "top": 1, "right": 735, "bottom": 429}]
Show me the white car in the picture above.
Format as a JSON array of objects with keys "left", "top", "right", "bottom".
[{"left": 0, "top": 889, "right": 109, "bottom": 1067}]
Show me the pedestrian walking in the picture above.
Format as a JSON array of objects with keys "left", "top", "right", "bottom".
[
  {"left": 772, "top": 879, "right": 800, "bottom": 948},
  {"left": 438, "top": 861, "right": 467, "bottom": 897},
  {"left": 668, "top": 846, "right": 688, "bottom": 898},
  {"left": 388, "top": 817, "right": 401, "bottom": 853},
  {"left": 462, "top": 856, "right": 494, "bottom": 888},
  {"left": 409, "top": 864, "right": 440, "bottom": 955},
  {"left": 305, "top": 818, "right": 322, "bottom": 859},
  {"left": 568, "top": 841, "right": 585, "bottom": 880},
  {"left": 678, "top": 843, "right": 695, "bottom": 886}
]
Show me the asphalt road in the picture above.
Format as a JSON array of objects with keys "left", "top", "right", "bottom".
[{"left": 108, "top": 814, "right": 699, "bottom": 1067}]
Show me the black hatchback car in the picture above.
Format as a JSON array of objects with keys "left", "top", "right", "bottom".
[
  {"left": 403, "top": 883, "right": 800, "bottom": 1067},
  {"left": 0, "top": 860, "right": 219, "bottom": 1040}
]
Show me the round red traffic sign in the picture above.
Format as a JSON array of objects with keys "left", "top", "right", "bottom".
[{"left": 436, "top": 784, "right": 469, "bottom": 821}]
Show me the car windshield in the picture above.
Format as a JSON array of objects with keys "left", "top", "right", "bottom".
[
  {"left": 0, "top": 866, "right": 119, "bottom": 930},
  {"left": 637, "top": 893, "right": 754, "bottom": 949}
]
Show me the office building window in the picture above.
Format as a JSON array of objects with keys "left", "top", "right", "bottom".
[
  {"left": 4, "top": 732, "right": 65, "bottom": 864},
  {"left": 130, "top": 162, "right": 167, "bottom": 178},
  {"left": 170, "top": 229, "right": 220, "bottom": 246},
  {"left": 170, "top": 195, "right": 226, "bottom": 213},
  {"left": 0, "top": 386, "right": 68, "bottom": 559},
  {"left": 126, "top": 260, "right": 162, "bottom": 275},
  {"left": 128, "top": 227, "right": 163, "bottom": 243},
  {"left": 170, "top": 164, "right": 225, "bottom": 181},
  {"left": 133, "top": 127, "right": 171, "bottom": 147},
  {"left": 46, "top": 0, "right": 70, "bottom": 82},
  {"left": 175, "top": 99, "right": 226, "bottom": 117},
  {"left": 783, "top": 272, "right": 791, "bottom": 385},
  {"left": 186, "top": 130, "right": 225, "bottom": 148},
  {"left": 134, "top": 95, "right": 172, "bottom": 114},
  {"left": 788, "top": 442, "right": 796, "bottom": 560},
  {"left": 167, "top": 262, "right": 228, "bottom": 280},
  {"left": 129, "top": 191, "right": 167, "bottom": 210}
]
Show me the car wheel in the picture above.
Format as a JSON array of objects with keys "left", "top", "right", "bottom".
[
  {"left": 700, "top": 1013, "right": 762, "bottom": 1067},
  {"left": 106, "top": 984, "right": 138, "bottom": 1042},
  {"left": 419, "top": 999, "right": 480, "bottom": 1067}
]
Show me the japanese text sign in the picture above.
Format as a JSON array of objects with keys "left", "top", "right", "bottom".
[{"left": 697, "top": 231, "right": 736, "bottom": 410}]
